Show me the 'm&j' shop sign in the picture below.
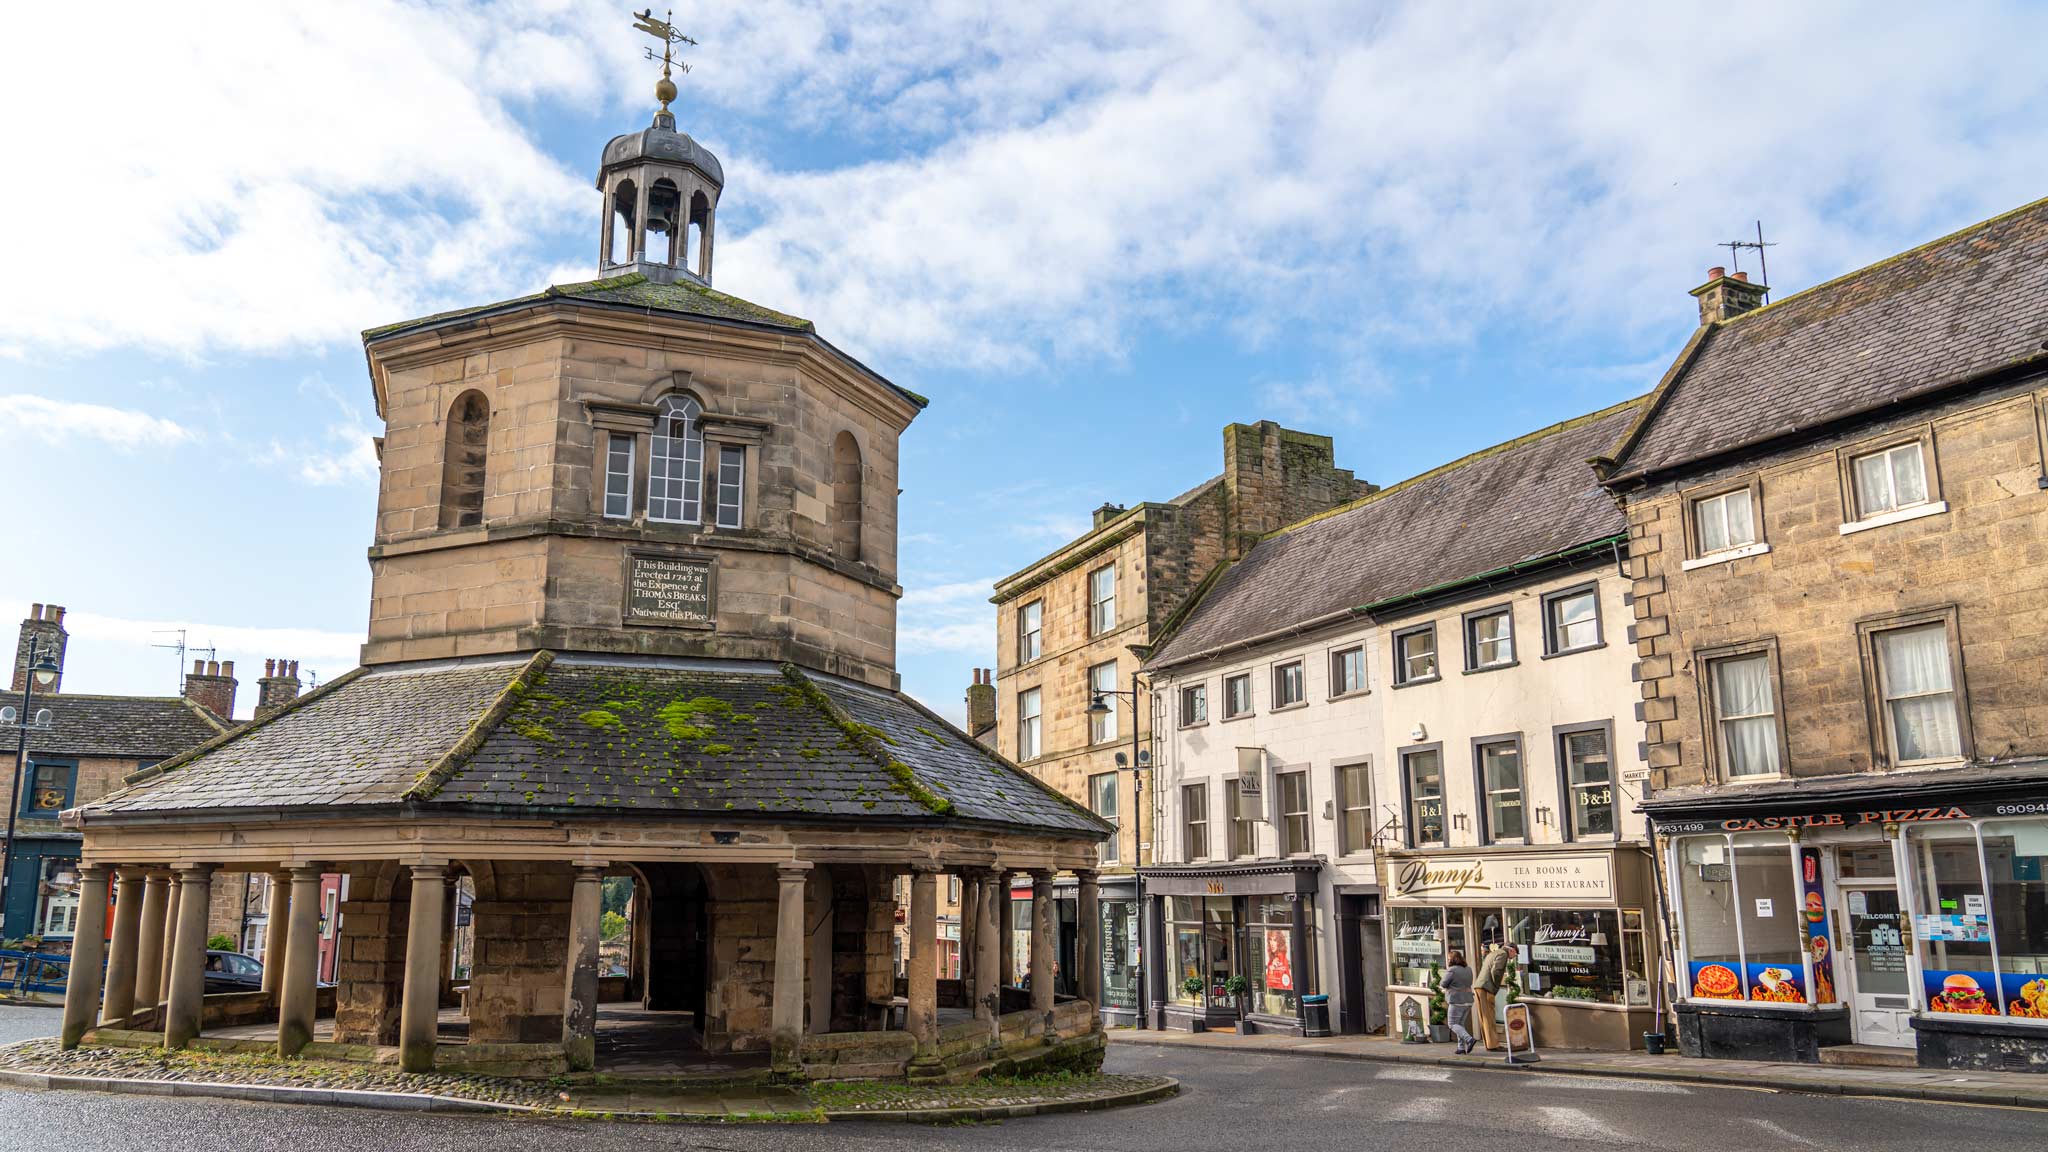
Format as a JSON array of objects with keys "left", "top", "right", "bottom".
[{"left": 1390, "top": 853, "right": 1613, "bottom": 903}]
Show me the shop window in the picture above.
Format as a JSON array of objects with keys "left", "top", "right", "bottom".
[
  {"left": 1250, "top": 897, "right": 1314, "bottom": 1015},
  {"left": 1390, "top": 906, "right": 1444, "bottom": 988},
  {"left": 1708, "top": 650, "right": 1783, "bottom": 778},
  {"left": 1277, "top": 770, "right": 1310, "bottom": 855},
  {"left": 1017, "top": 601, "right": 1042, "bottom": 663},
  {"left": 1224, "top": 779, "right": 1256, "bottom": 859},
  {"left": 1677, "top": 838, "right": 1744, "bottom": 1000},
  {"left": 1871, "top": 621, "right": 1964, "bottom": 765},
  {"left": 1987, "top": 820, "right": 2048, "bottom": 1019},
  {"left": 1222, "top": 673, "right": 1252, "bottom": 719},
  {"left": 1393, "top": 624, "right": 1438, "bottom": 686},
  {"left": 1271, "top": 660, "right": 1305, "bottom": 709},
  {"left": 1903, "top": 821, "right": 2048, "bottom": 1019},
  {"left": 1015, "top": 688, "right": 1041, "bottom": 760},
  {"left": 1179, "top": 682, "right": 1206, "bottom": 726},
  {"left": 1465, "top": 605, "right": 1514, "bottom": 670},
  {"left": 1336, "top": 761, "right": 1371, "bottom": 855},
  {"left": 602, "top": 432, "right": 634, "bottom": 519},
  {"left": 1674, "top": 834, "right": 1810, "bottom": 1003},
  {"left": 1521, "top": 908, "right": 1624, "bottom": 1004},
  {"left": 1100, "top": 899, "right": 1140, "bottom": 1011},
  {"left": 1089, "top": 772, "right": 1120, "bottom": 865},
  {"left": 1088, "top": 661, "right": 1119, "bottom": 744},
  {"left": 1403, "top": 748, "right": 1445, "bottom": 848},
  {"left": 1734, "top": 841, "right": 1805, "bottom": 1001},
  {"left": 23, "top": 759, "right": 75, "bottom": 815},
  {"left": 1476, "top": 739, "right": 1523, "bottom": 843},
  {"left": 1557, "top": 725, "right": 1615, "bottom": 839},
  {"left": 1329, "top": 645, "right": 1366, "bottom": 696},
  {"left": 1542, "top": 585, "right": 1602, "bottom": 655},
  {"left": 1182, "top": 783, "right": 1209, "bottom": 860},
  {"left": 35, "top": 857, "right": 81, "bottom": 938}
]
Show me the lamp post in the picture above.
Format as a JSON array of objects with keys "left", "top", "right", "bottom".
[
  {"left": 1, "top": 638, "right": 60, "bottom": 939},
  {"left": 1088, "top": 670, "right": 1151, "bottom": 1028}
]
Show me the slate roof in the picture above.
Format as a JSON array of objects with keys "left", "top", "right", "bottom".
[
  {"left": 1146, "top": 399, "right": 1643, "bottom": 669},
  {"left": 26, "top": 694, "right": 228, "bottom": 760},
  {"left": 1604, "top": 197, "right": 2048, "bottom": 482},
  {"left": 79, "top": 654, "right": 1106, "bottom": 838}
]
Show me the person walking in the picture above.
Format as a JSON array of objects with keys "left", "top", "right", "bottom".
[
  {"left": 1442, "top": 950, "right": 1476, "bottom": 1054},
  {"left": 1474, "top": 938, "right": 1515, "bottom": 1051}
]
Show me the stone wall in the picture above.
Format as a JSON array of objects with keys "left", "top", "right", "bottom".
[
  {"left": 702, "top": 863, "right": 778, "bottom": 1052},
  {"left": 333, "top": 865, "right": 410, "bottom": 1046},
  {"left": 1222, "top": 420, "right": 1374, "bottom": 557},
  {"left": 468, "top": 862, "right": 573, "bottom": 1044},
  {"left": 1628, "top": 383, "right": 2048, "bottom": 787}
]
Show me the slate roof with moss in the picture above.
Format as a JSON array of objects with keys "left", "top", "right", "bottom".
[
  {"left": 1146, "top": 399, "right": 1644, "bottom": 669},
  {"left": 1603, "top": 196, "right": 2048, "bottom": 483},
  {"left": 78, "top": 654, "right": 1106, "bottom": 838}
]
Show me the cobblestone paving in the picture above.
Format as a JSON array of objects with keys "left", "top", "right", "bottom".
[{"left": 807, "top": 1071, "right": 1169, "bottom": 1112}]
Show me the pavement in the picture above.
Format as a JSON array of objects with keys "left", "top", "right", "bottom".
[
  {"left": 1110, "top": 1026, "right": 2048, "bottom": 1108},
  {"left": 2, "top": 1038, "right": 2047, "bottom": 1151}
]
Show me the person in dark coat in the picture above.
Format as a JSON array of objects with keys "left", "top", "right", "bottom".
[{"left": 1442, "top": 950, "right": 1476, "bottom": 1054}]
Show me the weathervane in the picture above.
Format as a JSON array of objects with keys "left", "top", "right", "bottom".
[{"left": 634, "top": 8, "right": 696, "bottom": 118}]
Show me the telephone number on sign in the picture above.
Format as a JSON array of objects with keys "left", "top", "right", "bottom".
[{"left": 1994, "top": 802, "right": 2048, "bottom": 815}]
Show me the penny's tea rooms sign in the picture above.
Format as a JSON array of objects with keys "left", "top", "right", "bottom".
[{"left": 1391, "top": 854, "right": 1614, "bottom": 903}]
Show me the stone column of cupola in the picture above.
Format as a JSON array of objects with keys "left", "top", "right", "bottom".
[
  {"left": 698, "top": 206, "right": 714, "bottom": 282},
  {"left": 632, "top": 182, "right": 651, "bottom": 264}
]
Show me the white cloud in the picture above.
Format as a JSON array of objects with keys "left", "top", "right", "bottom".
[
  {"left": 0, "top": 394, "right": 196, "bottom": 449},
  {"left": 253, "top": 375, "right": 381, "bottom": 486},
  {"left": 897, "top": 577, "right": 998, "bottom": 657}
]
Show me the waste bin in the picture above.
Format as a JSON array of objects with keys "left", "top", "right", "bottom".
[{"left": 1301, "top": 993, "right": 1331, "bottom": 1036}]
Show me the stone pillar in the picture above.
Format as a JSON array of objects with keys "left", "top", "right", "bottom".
[
  {"left": 632, "top": 183, "right": 650, "bottom": 262},
  {"left": 261, "top": 872, "right": 291, "bottom": 996},
  {"left": 101, "top": 868, "right": 146, "bottom": 1024},
  {"left": 907, "top": 865, "right": 941, "bottom": 1073},
  {"left": 159, "top": 876, "right": 183, "bottom": 1003},
  {"left": 958, "top": 872, "right": 980, "bottom": 992},
  {"left": 996, "top": 873, "right": 1015, "bottom": 989},
  {"left": 132, "top": 871, "right": 170, "bottom": 1015},
  {"left": 771, "top": 861, "right": 811, "bottom": 1073},
  {"left": 699, "top": 208, "right": 715, "bottom": 282},
  {"left": 59, "top": 864, "right": 112, "bottom": 1048},
  {"left": 398, "top": 864, "right": 447, "bottom": 1073},
  {"left": 278, "top": 866, "right": 324, "bottom": 1057},
  {"left": 1030, "top": 870, "right": 1055, "bottom": 1020},
  {"left": 163, "top": 864, "right": 215, "bottom": 1049},
  {"left": 1076, "top": 869, "right": 1102, "bottom": 1010},
  {"left": 563, "top": 865, "right": 604, "bottom": 1072},
  {"left": 975, "top": 871, "right": 1001, "bottom": 1030}
]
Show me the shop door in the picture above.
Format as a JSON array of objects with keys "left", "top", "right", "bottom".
[{"left": 1841, "top": 885, "right": 1912, "bottom": 1046}]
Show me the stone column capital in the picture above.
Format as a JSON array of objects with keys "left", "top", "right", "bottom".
[
  {"left": 408, "top": 863, "right": 449, "bottom": 883},
  {"left": 77, "top": 863, "right": 113, "bottom": 882},
  {"left": 1028, "top": 868, "right": 1057, "bottom": 884},
  {"left": 573, "top": 864, "right": 608, "bottom": 882},
  {"left": 288, "top": 864, "right": 326, "bottom": 883},
  {"left": 174, "top": 863, "right": 216, "bottom": 882},
  {"left": 1072, "top": 867, "right": 1100, "bottom": 884},
  {"left": 907, "top": 860, "right": 943, "bottom": 875},
  {"left": 776, "top": 860, "right": 813, "bottom": 882}
]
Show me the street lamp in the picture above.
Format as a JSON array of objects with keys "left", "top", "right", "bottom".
[
  {"left": 1088, "top": 674, "right": 1151, "bottom": 1028},
  {"left": 1, "top": 640, "right": 60, "bottom": 939}
]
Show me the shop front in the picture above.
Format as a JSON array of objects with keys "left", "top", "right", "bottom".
[
  {"left": 1381, "top": 845, "right": 1660, "bottom": 1050},
  {"left": 1647, "top": 762, "right": 2048, "bottom": 1072},
  {"left": 1052, "top": 875, "right": 1143, "bottom": 1026},
  {"left": 1140, "top": 860, "right": 1325, "bottom": 1036}
]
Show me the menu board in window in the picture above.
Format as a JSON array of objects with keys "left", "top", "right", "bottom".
[{"left": 1524, "top": 909, "right": 1623, "bottom": 1003}]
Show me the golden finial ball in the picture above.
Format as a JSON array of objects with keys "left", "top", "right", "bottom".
[{"left": 656, "top": 76, "right": 677, "bottom": 106}]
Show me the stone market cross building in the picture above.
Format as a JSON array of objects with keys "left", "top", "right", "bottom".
[{"left": 57, "top": 78, "right": 1110, "bottom": 1083}]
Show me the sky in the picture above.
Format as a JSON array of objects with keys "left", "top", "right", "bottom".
[{"left": 2, "top": 2, "right": 2046, "bottom": 721}]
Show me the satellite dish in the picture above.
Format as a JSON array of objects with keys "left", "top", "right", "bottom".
[
  {"left": 0, "top": 706, "right": 14, "bottom": 725},
  {"left": 33, "top": 708, "right": 53, "bottom": 728}
]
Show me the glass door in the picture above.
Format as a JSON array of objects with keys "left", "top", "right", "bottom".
[{"left": 1842, "top": 884, "right": 1912, "bottom": 1046}]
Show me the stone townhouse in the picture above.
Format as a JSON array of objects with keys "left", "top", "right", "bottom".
[
  {"left": 3, "top": 604, "right": 311, "bottom": 964},
  {"left": 1142, "top": 400, "right": 1655, "bottom": 1048},
  {"left": 1597, "top": 198, "right": 2048, "bottom": 1072},
  {"left": 57, "top": 74, "right": 1110, "bottom": 1084},
  {"left": 990, "top": 422, "right": 1372, "bottom": 1024}
]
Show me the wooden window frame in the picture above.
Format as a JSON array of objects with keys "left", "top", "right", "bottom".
[
  {"left": 1270, "top": 659, "right": 1306, "bottom": 711},
  {"left": 1552, "top": 719, "right": 1618, "bottom": 843},
  {"left": 1276, "top": 768, "right": 1312, "bottom": 856},
  {"left": 1540, "top": 582, "right": 1605, "bottom": 658},
  {"left": 1469, "top": 733, "right": 1525, "bottom": 846},
  {"left": 1328, "top": 644, "right": 1368, "bottom": 698},
  {"left": 1016, "top": 600, "right": 1043, "bottom": 664},
  {"left": 1182, "top": 781, "right": 1210, "bottom": 861},
  {"left": 1680, "top": 474, "right": 1767, "bottom": 563},
  {"left": 1462, "top": 603, "right": 1516, "bottom": 672},
  {"left": 1391, "top": 623, "right": 1441, "bottom": 688},
  {"left": 1088, "top": 660, "right": 1120, "bottom": 746},
  {"left": 1855, "top": 605, "right": 1972, "bottom": 770},
  {"left": 1334, "top": 756, "right": 1373, "bottom": 857},
  {"left": 1836, "top": 423, "right": 1942, "bottom": 526},
  {"left": 1224, "top": 778, "right": 1256, "bottom": 860},
  {"left": 1221, "top": 672, "right": 1254, "bottom": 720},
  {"left": 1178, "top": 681, "right": 1208, "bottom": 728},
  {"left": 1015, "top": 687, "right": 1042, "bottom": 761},
  {"left": 1398, "top": 742, "right": 1446, "bottom": 849},
  {"left": 1693, "top": 637, "right": 1792, "bottom": 783},
  {"left": 1087, "top": 563, "right": 1117, "bottom": 637}
]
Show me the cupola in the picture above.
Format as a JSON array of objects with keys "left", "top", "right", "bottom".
[{"left": 596, "top": 54, "right": 722, "bottom": 285}]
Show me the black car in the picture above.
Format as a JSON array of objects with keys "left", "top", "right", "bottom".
[{"left": 202, "top": 950, "right": 263, "bottom": 994}]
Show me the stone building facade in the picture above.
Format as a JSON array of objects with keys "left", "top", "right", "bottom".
[
  {"left": 990, "top": 422, "right": 1372, "bottom": 1023},
  {"left": 1598, "top": 200, "right": 2048, "bottom": 1071}
]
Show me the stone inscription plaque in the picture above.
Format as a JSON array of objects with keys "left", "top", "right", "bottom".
[{"left": 624, "top": 550, "right": 716, "bottom": 629}]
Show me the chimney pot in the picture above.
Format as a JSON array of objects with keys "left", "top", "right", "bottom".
[
  {"left": 265, "top": 659, "right": 276, "bottom": 676},
  {"left": 1707, "top": 266, "right": 1725, "bottom": 280},
  {"left": 221, "top": 660, "right": 234, "bottom": 678},
  {"left": 49, "top": 606, "right": 63, "bottom": 625},
  {"left": 289, "top": 660, "right": 298, "bottom": 676},
  {"left": 1732, "top": 270, "right": 1749, "bottom": 282},
  {"left": 29, "top": 604, "right": 42, "bottom": 621},
  {"left": 192, "top": 658, "right": 205, "bottom": 675}
]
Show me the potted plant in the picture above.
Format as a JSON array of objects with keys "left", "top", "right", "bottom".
[
  {"left": 1224, "top": 973, "right": 1250, "bottom": 1023},
  {"left": 1182, "top": 974, "right": 1205, "bottom": 1000},
  {"left": 1427, "top": 960, "right": 1451, "bottom": 1043}
]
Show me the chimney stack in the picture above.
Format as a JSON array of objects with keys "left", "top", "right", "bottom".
[
  {"left": 966, "top": 667, "right": 996, "bottom": 736},
  {"left": 183, "top": 657, "right": 238, "bottom": 719},
  {"left": 11, "top": 603, "right": 68, "bottom": 695},
  {"left": 1691, "top": 265, "right": 1768, "bottom": 325},
  {"left": 255, "top": 658, "right": 303, "bottom": 720}
]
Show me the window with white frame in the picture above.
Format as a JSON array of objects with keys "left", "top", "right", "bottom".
[
  {"left": 1404, "top": 748, "right": 1445, "bottom": 847},
  {"left": 1090, "top": 771, "right": 1121, "bottom": 864},
  {"left": 647, "top": 394, "right": 704, "bottom": 523},
  {"left": 1330, "top": 646, "right": 1365, "bottom": 696},
  {"left": 1225, "top": 778, "right": 1256, "bottom": 859},
  {"left": 713, "top": 444, "right": 745, "bottom": 528},
  {"left": 1223, "top": 672, "right": 1252, "bottom": 718},
  {"left": 1272, "top": 660, "right": 1305, "bottom": 708},
  {"left": 1466, "top": 607, "right": 1513, "bottom": 670},
  {"left": 1874, "top": 623, "right": 1963, "bottom": 763},
  {"left": 1089, "top": 661, "right": 1119, "bottom": 743},
  {"left": 36, "top": 858, "right": 80, "bottom": 938},
  {"left": 1478, "top": 740, "right": 1524, "bottom": 842},
  {"left": 1278, "top": 770, "right": 1311, "bottom": 855},
  {"left": 1016, "top": 688, "right": 1042, "bottom": 760},
  {"left": 1851, "top": 442, "right": 1931, "bottom": 519},
  {"left": 1017, "top": 601, "right": 1042, "bottom": 663},
  {"left": 1394, "top": 625, "right": 1438, "bottom": 685},
  {"left": 1337, "top": 762, "right": 1371, "bottom": 855},
  {"left": 1180, "top": 682, "right": 1207, "bottom": 726},
  {"left": 1544, "top": 586, "right": 1601, "bottom": 655},
  {"left": 1710, "top": 653, "right": 1782, "bottom": 778},
  {"left": 1693, "top": 487, "right": 1756, "bottom": 555},
  {"left": 1182, "top": 783, "right": 1210, "bottom": 860},
  {"left": 1561, "top": 727, "right": 1616, "bottom": 838},
  {"left": 1088, "top": 564, "right": 1116, "bottom": 636},
  {"left": 602, "top": 433, "right": 634, "bottom": 519}
]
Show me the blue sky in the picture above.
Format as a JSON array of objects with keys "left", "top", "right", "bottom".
[{"left": 2, "top": 3, "right": 2046, "bottom": 720}]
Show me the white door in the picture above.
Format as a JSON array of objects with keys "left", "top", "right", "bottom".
[{"left": 1840, "top": 884, "right": 1913, "bottom": 1046}]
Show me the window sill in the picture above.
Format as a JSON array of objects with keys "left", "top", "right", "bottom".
[
  {"left": 1178, "top": 721, "right": 1210, "bottom": 731},
  {"left": 1540, "top": 642, "right": 1606, "bottom": 661},
  {"left": 1270, "top": 701, "right": 1309, "bottom": 714},
  {"left": 1391, "top": 675, "right": 1442, "bottom": 691},
  {"left": 1219, "top": 712, "right": 1255, "bottom": 724},
  {"left": 1464, "top": 660, "right": 1519, "bottom": 675},
  {"left": 1681, "top": 542, "right": 1771, "bottom": 571},
  {"left": 1328, "top": 688, "right": 1370, "bottom": 701},
  {"left": 1840, "top": 500, "right": 1947, "bottom": 536}
]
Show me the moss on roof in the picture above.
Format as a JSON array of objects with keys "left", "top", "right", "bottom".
[{"left": 362, "top": 272, "right": 812, "bottom": 341}]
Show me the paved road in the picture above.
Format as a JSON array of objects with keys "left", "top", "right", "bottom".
[
  {"left": 0, "top": 1006, "right": 58, "bottom": 1048},
  {"left": 0, "top": 1011, "right": 2041, "bottom": 1151}
]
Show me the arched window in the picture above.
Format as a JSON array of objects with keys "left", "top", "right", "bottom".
[
  {"left": 439, "top": 390, "right": 490, "bottom": 529},
  {"left": 648, "top": 394, "right": 704, "bottom": 523},
  {"left": 832, "top": 431, "right": 863, "bottom": 561}
]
